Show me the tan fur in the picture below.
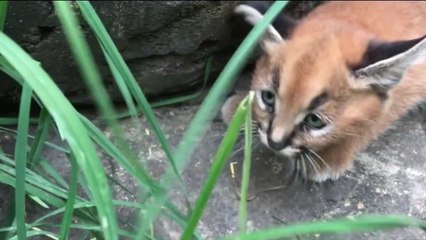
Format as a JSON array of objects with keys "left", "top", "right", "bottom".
[{"left": 224, "top": 1, "right": 426, "bottom": 182}]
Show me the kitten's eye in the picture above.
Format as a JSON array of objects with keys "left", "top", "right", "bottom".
[
  {"left": 304, "top": 113, "right": 326, "bottom": 129},
  {"left": 261, "top": 90, "right": 275, "bottom": 107}
]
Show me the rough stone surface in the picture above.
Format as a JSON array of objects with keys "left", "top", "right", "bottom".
[
  {"left": 118, "top": 103, "right": 426, "bottom": 240},
  {"left": 1, "top": 98, "right": 424, "bottom": 239},
  {"left": 1, "top": 1, "right": 237, "bottom": 106},
  {"left": 0, "top": 1, "right": 321, "bottom": 108}
]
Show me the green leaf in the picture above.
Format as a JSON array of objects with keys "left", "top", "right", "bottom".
[
  {"left": 28, "top": 108, "right": 52, "bottom": 167},
  {"left": 239, "top": 91, "right": 254, "bottom": 233},
  {"left": 0, "top": 31, "right": 117, "bottom": 240},
  {"left": 28, "top": 195, "right": 50, "bottom": 209},
  {"left": 39, "top": 160, "right": 69, "bottom": 189},
  {"left": 0, "top": 1, "right": 7, "bottom": 32},
  {"left": 222, "top": 215, "right": 426, "bottom": 240},
  {"left": 14, "top": 82, "right": 32, "bottom": 240},
  {"left": 0, "top": 118, "right": 39, "bottom": 125},
  {"left": 76, "top": 1, "right": 185, "bottom": 190},
  {"left": 180, "top": 93, "right": 251, "bottom": 239},
  {"left": 59, "top": 153, "right": 79, "bottom": 240}
]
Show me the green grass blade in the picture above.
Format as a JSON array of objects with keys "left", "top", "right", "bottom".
[
  {"left": 14, "top": 82, "right": 32, "bottom": 240},
  {"left": 59, "top": 153, "right": 78, "bottom": 240},
  {"left": 0, "top": 156, "right": 100, "bottom": 227},
  {"left": 102, "top": 48, "right": 139, "bottom": 119},
  {"left": 112, "top": 56, "right": 213, "bottom": 120},
  {"left": 53, "top": 1, "right": 119, "bottom": 127},
  {"left": 239, "top": 91, "right": 254, "bottom": 233},
  {"left": 150, "top": 57, "right": 213, "bottom": 108},
  {"left": 0, "top": 31, "right": 117, "bottom": 239},
  {"left": 140, "top": 1, "right": 289, "bottom": 234},
  {"left": 9, "top": 229, "right": 58, "bottom": 240},
  {"left": 0, "top": 126, "right": 69, "bottom": 153},
  {"left": 76, "top": 1, "right": 184, "bottom": 186},
  {"left": 0, "top": 1, "right": 7, "bottom": 31},
  {"left": 0, "top": 118, "right": 39, "bottom": 125},
  {"left": 81, "top": 115, "right": 197, "bottom": 236},
  {"left": 223, "top": 215, "right": 426, "bottom": 240},
  {"left": 39, "top": 160, "right": 69, "bottom": 189},
  {"left": 180, "top": 93, "right": 251, "bottom": 239},
  {"left": 28, "top": 108, "right": 51, "bottom": 167},
  {"left": 80, "top": 115, "right": 162, "bottom": 192},
  {"left": 0, "top": 204, "right": 15, "bottom": 240},
  {"left": 57, "top": 1, "right": 190, "bottom": 216}
]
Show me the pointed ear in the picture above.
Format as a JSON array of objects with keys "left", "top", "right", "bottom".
[
  {"left": 350, "top": 35, "right": 426, "bottom": 93},
  {"left": 234, "top": 2, "right": 298, "bottom": 52}
]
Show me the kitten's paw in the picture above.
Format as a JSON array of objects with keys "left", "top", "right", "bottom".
[{"left": 306, "top": 163, "right": 352, "bottom": 183}]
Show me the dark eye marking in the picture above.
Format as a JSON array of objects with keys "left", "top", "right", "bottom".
[
  {"left": 272, "top": 68, "right": 280, "bottom": 90},
  {"left": 307, "top": 92, "right": 328, "bottom": 111}
]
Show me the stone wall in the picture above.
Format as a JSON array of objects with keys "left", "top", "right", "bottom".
[{"left": 0, "top": 1, "right": 322, "bottom": 108}]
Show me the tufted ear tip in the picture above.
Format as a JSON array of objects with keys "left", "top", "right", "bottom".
[
  {"left": 350, "top": 34, "right": 426, "bottom": 93},
  {"left": 234, "top": 2, "right": 298, "bottom": 53}
]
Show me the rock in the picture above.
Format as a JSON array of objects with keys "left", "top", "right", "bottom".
[{"left": 0, "top": 1, "right": 321, "bottom": 109}]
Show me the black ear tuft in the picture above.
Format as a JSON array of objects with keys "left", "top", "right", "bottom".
[
  {"left": 350, "top": 34, "right": 426, "bottom": 71},
  {"left": 239, "top": 1, "right": 298, "bottom": 39}
]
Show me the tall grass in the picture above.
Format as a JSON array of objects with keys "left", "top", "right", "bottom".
[{"left": 0, "top": 1, "right": 425, "bottom": 240}]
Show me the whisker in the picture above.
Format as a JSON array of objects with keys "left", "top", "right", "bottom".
[
  {"left": 294, "top": 158, "right": 301, "bottom": 184},
  {"left": 301, "top": 158, "right": 308, "bottom": 185},
  {"left": 228, "top": 140, "right": 262, "bottom": 159},
  {"left": 306, "top": 153, "right": 320, "bottom": 176},
  {"left": 307, "top": 148, "right": 330, "bottom": 170},
  {"left": 300, "top": 155, "right": 307, "bottom": 184}
]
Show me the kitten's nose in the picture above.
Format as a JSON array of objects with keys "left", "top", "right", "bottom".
[
  {"left": 267, "top": 135, "right": 289, "bottom": 151},
  {"left": 267, "top": 128, "right": 295, "bottom": 151}
]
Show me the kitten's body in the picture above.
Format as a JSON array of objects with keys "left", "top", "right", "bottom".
[{"left": 223, "top": 1, "right": 426, "bottom": 182}]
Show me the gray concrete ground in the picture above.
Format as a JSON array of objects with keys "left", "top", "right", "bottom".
[
  {"left": 122, "top": 103, "right": 426, "bottom": 240},
  {"left": 0, "top": 99, "right": 426, "bottom": 240}
]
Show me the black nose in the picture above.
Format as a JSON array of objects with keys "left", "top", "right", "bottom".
[
  {"left": 267, "top": 131, "right": 295, "bottom": 151},
  {"left": 267, "top": 136, "right": 288, "bottom": 151}
]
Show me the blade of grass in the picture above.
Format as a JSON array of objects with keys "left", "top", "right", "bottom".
[
  {"left": 140, "top": 1, "right": 289, "bottom": 235},
  {"left": 0, "top": 146, "right": 15, "bottom": 240},
  {"left": 81, "top": 116, "right": 197, "bottom": 236},
  {"left": 239, "top": 91, "right": 254, "bottom": 233},
  {"left": 56, "top": 1, "right": 189, "bottom": 217},
  {"left": 102, "top": 48, "right": 139, "bottom": 120},
  {"left": 0, "top": 1, "right": 7, "bottom": 31},
  {"left": 14, "top": 82, "right": 32, "bottom": 240},
  {"left": 114, "top": 56, "right": 214, "bottom": 120},
  {"left": 0, "top": 118, "right": 39, "bottom": 125},
  {"left": 76, "top": 1, "right": 186, "bottom": 191},
  {"left": 0, "top": 32, "right": 117, "bottom": 239},
  {"left": 222, "top": 215, "right": 426, "bottom": 240},
  {"left": 180, "top": 93, "right": 252, "bottom": 239},
  {"left": 39, "top": 160, "right": 69, "bottom": 189},
  {"left": 80, "top": 115, "right": 162, "bottom": 191},
  {"left": 53, "top": 1, "right": 121, "bottom": 131},
  {"left": 9, "top": 229, "right": 58, "bottom": 240},
  {"left": 0, "top": 126, "right": 69, "bottom": 153},
  {"left": 149, "top": 56, "right": 213, "bottom": 108},
  {"left": 0, "top": 158, "right": 101, "bottom": 227},
  {"left": 59, "top": 153, "right": 78, "bottom": 240},
  {"left": 28, "top": 107, "right": 51, "bottom": 167}
]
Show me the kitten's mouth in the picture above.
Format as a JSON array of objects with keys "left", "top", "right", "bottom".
[{"left": 257, "top": 128, "right": 301, "bottom": 158}]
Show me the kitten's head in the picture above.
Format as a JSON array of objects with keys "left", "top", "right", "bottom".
[{"left": 223, "top": 2, "right": 426, "bottom": 160}]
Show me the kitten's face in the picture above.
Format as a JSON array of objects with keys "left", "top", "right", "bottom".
[{"left": 234, "top": 37, "right": 384, "bottom": 160}]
